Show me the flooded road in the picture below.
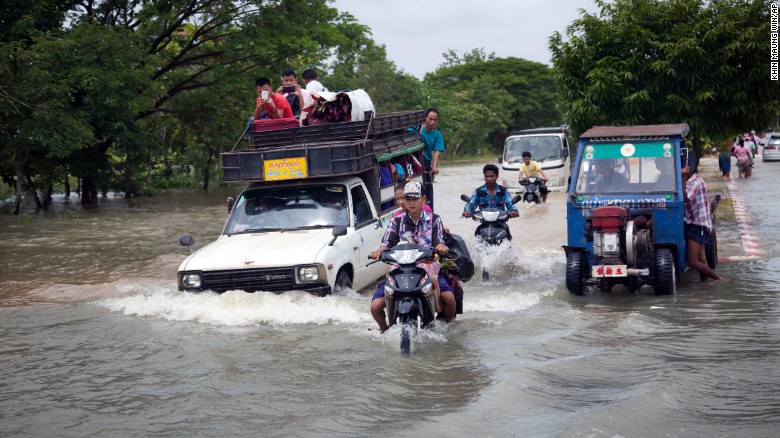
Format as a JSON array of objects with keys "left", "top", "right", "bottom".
[{"left": 2, "top": 160, "right": 779, "bottom": 437}]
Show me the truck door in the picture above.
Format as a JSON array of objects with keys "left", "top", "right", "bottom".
[{"left": 349, "top": 183, "right": 386, "bottom": 290}]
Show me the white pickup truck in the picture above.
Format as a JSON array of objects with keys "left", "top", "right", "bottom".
[{"left": 177, "top": 110, "right": 427, "bottom": 296}]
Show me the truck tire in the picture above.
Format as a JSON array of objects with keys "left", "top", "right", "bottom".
[
  {"left": 705, "top": 229, "right": 718, "bottom": 269},
  {"left": 566, "top": 251, "right": 586, "bottom": 295},
  {"left": 335, "top": 269, "right": 352, "bottom": 293},
  {"left": 653, "top": 248, "right": 676, "bottom": 295}
]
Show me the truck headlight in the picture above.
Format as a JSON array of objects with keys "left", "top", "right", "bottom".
[
  {"left": 181, "top": 273, "right": 202, "bottom": 289},
  {"left": 295, "top": 265, "right": 326, "bottom": 284},
  {"left": 548, "top": 177, "right": 566, "bottom": 187}
]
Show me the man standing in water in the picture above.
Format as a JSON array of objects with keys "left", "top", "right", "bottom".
[
  {"left": 419, "top": 108, "right": 445, "bottom": 210},
  {"left": 683, "top": 166, "right": 722, "bottom": 281}
]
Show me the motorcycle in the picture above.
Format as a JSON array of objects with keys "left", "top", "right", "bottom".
[
  {"left": 373, "top": 243, "right": 438, "bottom": 355},
  {"left": 460, "top": 194, "right": 522, "bottom": 281},
  {"left": 519, "top": 176, "right": 543, "bottom": 205}
]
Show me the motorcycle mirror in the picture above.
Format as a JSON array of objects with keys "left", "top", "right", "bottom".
[
  {"left": 511, "top": 195, "right": 522, "bottom": 204},
  {"left": 460, "top": 194, "right": 470, "bottom": 203},
  {"left": 227, "top": 196, "right": 236, "bottom": 213}
]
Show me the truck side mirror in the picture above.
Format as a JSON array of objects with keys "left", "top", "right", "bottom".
[
  {"left": 497, "top": 156, "right": 503, "bottom": 164},
  {"left": 227, "top": 196, "right": 236, "bottom": 213},
  {"left": 561, "top": 148, "right": 569, "bottom": 158},
  {"left": 329, "top": 226, "right": 348, "bottom": 246},
  {"left": 179, "top": 235, "right": 195, "bottom": 254}
]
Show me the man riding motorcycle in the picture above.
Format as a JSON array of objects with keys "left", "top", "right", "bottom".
[
  {"left": 370, "top": 181, "right": 455, "bottom": 333},
  {"left": 517, "top": 151, "right": 550, "bottom": 202},
  {"left": 462, "top": 164, "right": 519, "bottom": 237}
]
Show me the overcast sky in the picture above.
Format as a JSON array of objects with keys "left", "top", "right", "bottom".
[{"left": 329, "top": 0, "right": 599, "bottom": 78}]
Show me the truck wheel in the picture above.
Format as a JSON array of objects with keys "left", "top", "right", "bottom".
[
  {"left": 705, "top": 229, "right": 718, "bottom": 269},
  {"left": 335, "top": 269, "right": 352, "bottom": 293},
  {"left": 565, "top": 252, "right": 585, "bottom": 295},
  {"left": 653, "top": 248, "right": 676, "bottom": 295}
]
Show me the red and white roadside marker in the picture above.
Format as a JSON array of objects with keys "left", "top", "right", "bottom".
[{"left": 718, "top": 180, "right": 765, "bottom": 262}]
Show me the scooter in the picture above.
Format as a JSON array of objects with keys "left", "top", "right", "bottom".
[
  {"left": 460, "top": 194, "right": 522, "bottom": 281},
  {"left": 373, "top": 243, "right": 438, "bottom": 355},
  {"left": 519, "top": 176, "right": 543, "bottom": 205}
]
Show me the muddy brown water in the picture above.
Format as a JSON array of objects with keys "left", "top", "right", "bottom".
[{"left": 1, "top": 160, "right": 779, "bottom": 436}]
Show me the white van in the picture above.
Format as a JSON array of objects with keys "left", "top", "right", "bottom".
[{"left": 498, "top": 127, "right": 571, "bottom": 195}]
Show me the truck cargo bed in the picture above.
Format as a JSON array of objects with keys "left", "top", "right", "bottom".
[{"left": 222, "top": 110, "right": 426, "bottom": 184}]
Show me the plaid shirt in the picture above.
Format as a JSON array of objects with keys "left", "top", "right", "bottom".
[
  {"left": 464, "top": 184, "right": 518, "bottom": 213},
  {"left": 381, "top": 210, "right": 444, "bottom": 248},
  {"left": 684, "top": 173, "right": 712, "bottom": 232}
]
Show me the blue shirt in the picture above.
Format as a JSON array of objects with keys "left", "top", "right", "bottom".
[
  {"left": 420, "top": 127, "right": 445, "bottom": 161},
  {"left": 464, "top": 184, "right": 518, "bottom": 213}
]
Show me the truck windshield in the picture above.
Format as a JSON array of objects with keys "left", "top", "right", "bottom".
[
  {"left": 504, "top": 135, "right": 562, "bottom": 163},
  {"left": 225, "top": 185, "right": 349, "bottom": 234},
  {"left": 574, "top": 142, "right": 677, "bottom": 194}
]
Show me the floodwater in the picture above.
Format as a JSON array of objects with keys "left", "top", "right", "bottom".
[{"left": 1, "top": 159, "right": 779, "bottom": 437}]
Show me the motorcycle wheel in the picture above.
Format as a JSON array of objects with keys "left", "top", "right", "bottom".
[
  {"left": 565, "top": 251, "right": 586, "bottom": 295},
  {"left": 399, "top": 314, "right": 415, "bottom": 355},
  {"left": 653, "top": 248, "right": 676, "bottom": 295},
  {"left": 705, "top": 229, "right": 718, "bottom": 269}
]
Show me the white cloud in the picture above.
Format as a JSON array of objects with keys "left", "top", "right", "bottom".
[{"left": 330, "top": 0, "right": 599, "bottom": 78}]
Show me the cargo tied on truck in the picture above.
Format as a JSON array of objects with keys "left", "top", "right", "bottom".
[{"left": 177, "top": 108, "right": 431, "bottom": 297}]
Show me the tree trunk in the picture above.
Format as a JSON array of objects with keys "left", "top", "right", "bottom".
[
  {"left": 64, "top": 173, "right": 71, "bottom": 198},
  {"left": 203, "top": 152, "right": 212, "bottom": 191},
  {"left": 81, "top": 176, "right": 99, "bottom": 205},
  {"left": 12, "top": 163, "right": 23, "bottom": 215},
  {"left": 76, "top": 177, "right": 81, "bottom": 197},
  {"left": 146, "top": 144, "right": 153, "bottom": 196},
  {"left": 41, "top": 178, "right": 53, "bottom": 207},
  {"left": 25, "top": 174, "right": 43, "bottom": 209},
  {"left": 124, "top": 148, "right": 133, "bottom": 198}
]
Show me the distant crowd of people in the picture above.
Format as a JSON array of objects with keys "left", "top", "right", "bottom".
[{"left": 718, "top": 130, "right": 762, "bottom": 180}]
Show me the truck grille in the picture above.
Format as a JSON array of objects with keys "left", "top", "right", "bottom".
[{"left": 202, "top": 267, "right": 295, "bottom": 292}]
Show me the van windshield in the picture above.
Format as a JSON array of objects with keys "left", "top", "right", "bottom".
[
  {"left": 504, "top": 135, "right": 563, "bottom": 164},
  {"left": 225, "top": 185, "right": 349, "bottom": 234}
]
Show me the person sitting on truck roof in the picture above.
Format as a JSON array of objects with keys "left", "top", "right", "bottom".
[
  {"left": 463, "top": 164, "right": 519, "bottom": 221},
  {"left": 254, "top": 77, "right": 294, "bottom": 120},
  {"left": 370, "top": 181, "right": 454, "bottom": 333},
  {"left": 419, "top": 108, "right": 445, "bottom": 210},
  {"left": 301, "top": 68, "right": 328, "bottom": 93},
  {"left": 518, "top": 151, "right": 550, "bottom": 202},
  {"left": 275, "top": 68, "right": 303, "bottom": 118}
]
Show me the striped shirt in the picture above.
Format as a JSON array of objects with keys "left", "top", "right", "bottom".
[
  {"left": 381, "top": 210, "right": 444, "bottom": 249},
  {"left": 684, "top": 173, "right": 712, "bottom": 232}
]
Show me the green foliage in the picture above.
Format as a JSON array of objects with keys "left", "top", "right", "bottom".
[
  {"left": 423, "top": 49, "right": 561, "bottom": 156},
  {"left": 550, "top": 0, "right": 780, "bottom": 141}
]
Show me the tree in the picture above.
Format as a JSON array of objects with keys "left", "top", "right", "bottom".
[
  {"left": 550, "top": 0, "right": 780, "bottom": 147},
  {"left": 423, "top": 49, "right": 561, "bottom": 155}
]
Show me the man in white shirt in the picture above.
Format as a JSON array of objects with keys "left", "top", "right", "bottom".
[{"left": 302, "top": 68, "right": 328, "bottom": 93}]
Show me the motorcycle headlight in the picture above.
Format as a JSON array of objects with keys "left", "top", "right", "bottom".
[
  {"left": 180, "top": 273, "right": 202, "bottom": 289},
  {"left": 295, "top": 265, "right": 326, "bottom": 284},
  {"left": 482, "top": 211, "right": 500, "bottom": 222}
]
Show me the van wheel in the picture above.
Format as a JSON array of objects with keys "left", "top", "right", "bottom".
[
  {"left": 705, "top": 229, "right": 718, "bottom": 269},
  {"left": 653, "top": 248, "right": 676, "bottom": 295},
  {"left": 565, "top": 251, "right": 585, "bottom": 295},
  {"left": 335, "top": 269, "right": 352, "bottom": 293}
]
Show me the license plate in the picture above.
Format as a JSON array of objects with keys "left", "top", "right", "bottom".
[{"left": 591, "top": 265, "right": 628, "bottom": 277}]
